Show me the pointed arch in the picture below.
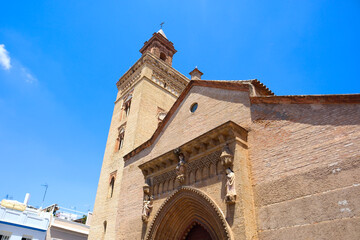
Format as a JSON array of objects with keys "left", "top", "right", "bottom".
[{"left": 146, "top": 187, "right": 233, "bottom": 240}]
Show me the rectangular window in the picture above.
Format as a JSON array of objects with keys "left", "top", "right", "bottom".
[{"left": 0, "top": 235, "right": 11, "bottom": 240}]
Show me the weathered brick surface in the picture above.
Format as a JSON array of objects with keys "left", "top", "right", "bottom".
[
  {"left": 258, "top": 217, "right": 360, "bottom": 240},
  {"left": 250, "top": 103, "right": 360, "bottom": 239},
  {"left": 249, "top": 103, "right": 360, "bottom": 184}
]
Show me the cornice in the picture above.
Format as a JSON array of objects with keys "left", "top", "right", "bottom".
[
  {"left": 251, "top": 94, "right": 360, "bottom": 104},
  {"left": 139, "top": 32, "right": 177, "bottom": 55},
  {"left": 116, "top": 52, "right": 189, "bottom": 99},
  {"left": 138, "top": 121, "right": 248, "bottom": 176}
]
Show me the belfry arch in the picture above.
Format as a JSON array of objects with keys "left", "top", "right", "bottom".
[{"left": 146, "top": 187, "right": 233, "bottom": 240}]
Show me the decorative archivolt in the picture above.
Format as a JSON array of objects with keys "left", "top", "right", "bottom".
[{"left": 145, "top": 187, "right": 233, "bottom": 240}]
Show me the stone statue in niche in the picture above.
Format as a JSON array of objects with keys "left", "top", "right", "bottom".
[
  {"left": 225, "top": 168, "right": 236, "bottom": 204},
  {"left": 142, "top": 194, "right": 153, "bottom": 222},
  {"left": 142, "top": 183, "right": 153, "bottom": 222},
  {"left": 174, "top": 148, "right": 186, "bottom": 184}
]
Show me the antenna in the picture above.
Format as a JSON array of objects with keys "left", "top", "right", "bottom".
[
  {"left": 41, "top": 183, "right": 48, "bottom": 207},
  {"left": 5, "top": 194, "right": 13, "bottom": 200}
]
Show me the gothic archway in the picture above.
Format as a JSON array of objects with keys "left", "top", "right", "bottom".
[{"left": 146, "top": 187, "right": 233, "bottom": 240}]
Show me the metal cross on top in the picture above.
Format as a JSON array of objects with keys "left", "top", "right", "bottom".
[{"left": 160, "top": 22, "right": 165, "bottom": 29}]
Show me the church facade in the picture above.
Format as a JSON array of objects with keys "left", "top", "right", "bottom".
[{"left": 89, "top": 30, "right": 360, "bottom": 240}]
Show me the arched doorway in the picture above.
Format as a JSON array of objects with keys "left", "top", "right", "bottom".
[
  {"left": 183, "top": 222, "right": 212, "bottom": 240},
  {"left": 146, "top": 187, "right": 232, "bottom": 240}
]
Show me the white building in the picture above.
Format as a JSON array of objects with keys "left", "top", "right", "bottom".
[
  {"left": 0, "top": 194, "right": 90, "bottom": 240},
  {"left": 0, "top": 196, "right": 50, "bottom": 240}
]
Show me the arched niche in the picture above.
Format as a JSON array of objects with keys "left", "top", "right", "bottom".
[{"left": 146, "top": 187, "right": 233, "bottom": 240}]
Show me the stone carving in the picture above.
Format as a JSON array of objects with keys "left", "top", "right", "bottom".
[
  {"left": 174, "top": 148, "right": 186, "bottom": 184},
  {"left": 220, "top": 144, "right": 234, "bottom": 169},
  {"left": 142, "top": 195, "right": 153, "bottom": 222},
  {"left": 225, "top": 168, "right": 236, "bottom": 204},
  {"left": 153, "top": 170, "right": 177, "bottom": 185},
  {"left": 187, "top": 150, "right": 221, "bottom": 172},
  {"left": 142, "top": 183, "right": 153, "bottom": 222}
]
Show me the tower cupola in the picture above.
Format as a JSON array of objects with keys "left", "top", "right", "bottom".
[{"left": 139, "top": 29, "right": 177, "bottom": 66}]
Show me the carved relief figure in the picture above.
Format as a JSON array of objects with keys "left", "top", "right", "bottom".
[
  {"left": 142, "top": 195, "right": 153, "bottom": 222},
  {"left": 174, "top": 148, "right": 186, "bottom": 183},
  {"left": 225, "top": 168, "right": 236, "bottom": 204}
]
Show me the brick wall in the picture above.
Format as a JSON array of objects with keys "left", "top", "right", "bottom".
[{"left": 250, "top": 102, "right": 360, "bottom": 239}]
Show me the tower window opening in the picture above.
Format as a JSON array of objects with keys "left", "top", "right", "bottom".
[
  {"left": 108, "top": 177, "right": 115, "bottom": 198},
  {"left": 103, "top": 221, "right": 107, "bottom": 233},
  {"left": 117, "top": 128, "right": 125, "bottom": 151},
  {"left": 160, "top": 52, "right": 166, "bottom": 61},
  {"left": 124, "top": 100, "right": 131, "bottom": 116},
  {"left": 122, "top": 93, "right": 132, "bottom": 119}
]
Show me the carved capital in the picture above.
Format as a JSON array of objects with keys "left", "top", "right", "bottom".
[
  {"left": 225, "top": 194, "right": 236, "bottom": 204},
  {"left": 143, "top": 183, "right": 150, "bottom": 195},
  {"left": 220, "top": 144, "right": 234, "bottom": 169}
]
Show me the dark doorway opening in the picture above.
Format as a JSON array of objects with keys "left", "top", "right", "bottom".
[{"left": 185, "top": 223, "right": 212, "bottom": 240}]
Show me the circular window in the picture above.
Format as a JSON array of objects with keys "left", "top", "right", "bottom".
[{"left": 190, "top": 103, "right": 198, "bottom": 113}]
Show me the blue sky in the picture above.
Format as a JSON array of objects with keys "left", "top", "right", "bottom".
[{"left": 0, "top": 0, "right": 359, "bottom": 213}]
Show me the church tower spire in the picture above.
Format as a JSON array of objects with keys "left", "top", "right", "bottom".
[{"left": 139, "top": 29, "right": 177, "bottom": 66}]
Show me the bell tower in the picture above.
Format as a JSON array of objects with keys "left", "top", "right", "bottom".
[
  {"left": 139, "top": 29, "right": 177, "bottom": 66},
  {"left": 89, "top": 30, "right": 189, "bottom": 240}
]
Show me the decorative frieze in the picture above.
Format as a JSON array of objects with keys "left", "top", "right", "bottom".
[{"left": 116, "top": 53, "right": 189, "bottom": 98}]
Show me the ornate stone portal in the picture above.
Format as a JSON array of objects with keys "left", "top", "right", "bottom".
[
  {"left": 145, "top": 187, "right": 233, "bottom": 240},
  {"left": 138, "top": 121, "right": 257, "bottom": 240}
]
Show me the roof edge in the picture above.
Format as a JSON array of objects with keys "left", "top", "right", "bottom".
[{"left": 251, "top": 94, "right": 360, "bottom": 104}]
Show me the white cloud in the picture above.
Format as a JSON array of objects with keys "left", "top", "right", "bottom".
[
  {"left": 21, "top": 67, "right": 37, "bottom": 84},
  {"left": 0, "top": 44, "right": 11, "bottom": 70},
  {"left": 0, "top": 44, "right": 37, "bottom": 84}
]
